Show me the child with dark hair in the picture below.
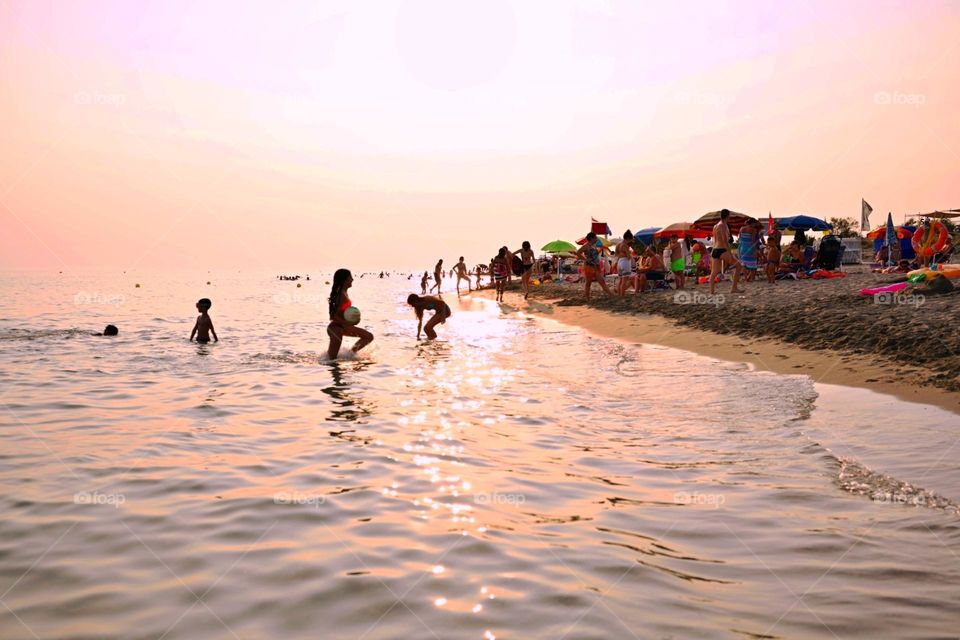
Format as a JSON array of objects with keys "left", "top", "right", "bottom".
[
  {"left": 326, "top": 269, "right": 373, "bottom": 359},
  {"left": 190, "top": 298, "right": 218, "bottom": 343},
  {"left": 407, "top": 294, "right": 451, "bottom": 340}
]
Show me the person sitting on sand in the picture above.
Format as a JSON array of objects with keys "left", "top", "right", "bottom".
[
  {"left": 614, "top": 230, "right": 636, "bottom": 296},
  {"left": 635, "top": 246, "right": 666, "bottom": 294},
  {"left": 407, "top": 294, "right": 451, "bottom": 340},
  {"left": 576, "top": 232, "right": 614, "bottom": 300},
  {"left": 709, "top": 209, "right": 744, "bottom": 294},
  {"left": 420, "top": 271, "right": 429, "bottom": 295},
  {"left": 190, "top": 298, "right": 218, "bottom": 343},
  {"left": 780, "top": 240, "right": 804, "bottom": 272},
  {"left": 326, "top": 269, "right": 373, "bottom": 359}
]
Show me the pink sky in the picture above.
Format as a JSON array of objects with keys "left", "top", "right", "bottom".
[{"left": 1, "top": 0, "right": 958, "bottom": 271}]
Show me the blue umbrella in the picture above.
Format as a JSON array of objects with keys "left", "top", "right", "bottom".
[
  {"left": 775, "top": 215, "right": 833, "bottom": 231},
  {"left": 885, "top": 212, "right": 896, "bottom": 266},
  {"left": 633, "top": 227, "right": 661, "bottom": 245}
]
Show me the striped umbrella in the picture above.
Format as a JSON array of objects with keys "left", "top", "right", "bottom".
[{"left": 693, "top": 209, "right": 757, "bottom": 235}]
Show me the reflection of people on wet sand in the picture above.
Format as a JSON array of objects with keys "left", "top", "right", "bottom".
[
  {"left": 407, "top": 294, "right": 451, "bottom": 340},
  {"left": 326, "top": 268, "right": 374, "bottom": 359}
]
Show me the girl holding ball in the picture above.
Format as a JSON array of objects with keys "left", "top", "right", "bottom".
[{"left": 326, "top": 268, "right": 373, "bottom": 359}]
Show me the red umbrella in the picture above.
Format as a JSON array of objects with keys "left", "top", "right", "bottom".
[
  {"left": 866, "top": 226, "right": 912, "bottom": 240},
  {"left": 692, "top": 209, "right": 757, "bottom": 235},
  {"left": 654, "top": 222, "right": 711, "bottom": 239}
]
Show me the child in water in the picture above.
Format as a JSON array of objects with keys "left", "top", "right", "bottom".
[
  {"left": 190, "top": 298, "right": 218, "bottom": 343},
  {"left": 327, "top": 268, "right": 374, "bottom": 359},
  {"left": 407, "top": 294, "right": 451, "bottom": 340}
]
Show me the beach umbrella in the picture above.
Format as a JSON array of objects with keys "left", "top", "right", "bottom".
[
  {"left": 775, "top": 215, "right": 833, "bottom": 231},
  {"left": 920, "top": 210, "right": 960, "bottom": 219},
  {"left": 865, "top": 226, "right": 911, "bottom": 240},
  {"left": 541, "top": 240, "right": 577, "bottom": 253},
  {"left": 884, "top": 212, "right": 896, "bottom": 266},
  {"left": 654, "top": 222, "right": 710, "bottom": 239},
  {"left": 633, "top": 227, "right": 661, "bottom": 245},
  {"left": 575, "top": 235, "right": 614, "bottom": 247},
  {"left": 693, "top": 209, "right": 757, "bottom": 235}
]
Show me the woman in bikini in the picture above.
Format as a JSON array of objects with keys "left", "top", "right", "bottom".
[
  {"left": 407, "top": 294, "right": 451, "bottom": 340},
  {"left": 326, "top": 268, "right": 374, "bottom": 359},
  {"left": 519, "top": 240, "right": 536, "bottom": 299},
  {"left": 576, "top": 231, "right": 614, "bottom": 300}
]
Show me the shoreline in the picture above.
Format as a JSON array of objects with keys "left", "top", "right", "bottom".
[{"left": 469, "top": 278, "right": 960, "bottom": 415}]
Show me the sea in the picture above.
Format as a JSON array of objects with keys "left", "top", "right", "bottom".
[{"left": 1, "top": 269, "right": 958, "bottom": 640}]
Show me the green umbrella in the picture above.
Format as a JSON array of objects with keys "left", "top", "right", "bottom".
[{"left": 541, "top": 240, "right": 577, "bottom": 253}]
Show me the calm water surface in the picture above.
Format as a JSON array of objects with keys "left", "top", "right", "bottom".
[{"left": 1, "top": 270, "right": 958, "bottom": 639}]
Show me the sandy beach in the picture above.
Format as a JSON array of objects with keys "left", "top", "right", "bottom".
[{"left": 475, "top": 268, "right": 960, "bottom": 414}]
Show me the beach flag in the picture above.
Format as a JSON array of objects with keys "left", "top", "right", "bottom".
[
  {"left": 591, "top": 218, "right": 611, "bottom": 236},
  {"left": 767, "top": 212, "right": 774, "bottom": 235},
  {"left": 861, "top": 199, "right": 873, "bottom": 232},
  {"left": 884, "top": 211, "right": 895, "bottom": 266}
]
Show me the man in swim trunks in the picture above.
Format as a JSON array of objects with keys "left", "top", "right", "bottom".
[
  {"left": 709, "top": 209, "right": 744, "bottom": 295},
  {"left": 576, "top": 231, "right": 614, "bottom": 301},
  {"left": 667, "top": 235, "right": 685, "bottom": 290},
  {"left": 635, "top": 247, "right": 666, "bottom": 293},
  {"left": 614, "top": 230, "right": 636, "bottom": 296}
]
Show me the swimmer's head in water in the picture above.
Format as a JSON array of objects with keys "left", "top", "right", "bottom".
[
  {"left": 196, "top": 298, "right": 212, "bottom": 312},
  {"left": 103, "top": 324, "right": 118, "bottom": 336}
]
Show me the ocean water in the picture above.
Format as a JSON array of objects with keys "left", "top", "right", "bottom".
[{"left": 1, "top": 269, "right": 958, "bottom": 640}]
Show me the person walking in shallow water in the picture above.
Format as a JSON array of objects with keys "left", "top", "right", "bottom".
[
  {"left": 190, "top": 298, "right": 218, "bottom": 343},
  {"left": 326, "top": 269, "right": 373, "bottom": 359},
  {"left": 430, "top": 259, "right": 443, "bottom": 295}
]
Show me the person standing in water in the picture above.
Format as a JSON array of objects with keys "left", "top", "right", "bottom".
[
  {"left": 492, "top": 247, "right": 509, "bottom": 302},
  {"left": 453, "top": 257, "right": 472, "bottom": 295},
  {"left": 420, "top": 271, "right": 429, "bottom": 295},
  {"left": 519, "top": 241, "right": 535, "bottom": 299},
  {"left": 407, "top": 294, "right": 451, "bottom": 340},
  {"left": 709, "top": 209, "right": 744, "bottom": 295},
  {"left": 326, "top": 269, "right": 373, "bottom": 359},
  {"left": 430, "top": 259, "right": 443, "bottom": 295},
  {"left": 190, "top": 298, "right": 218, "bottom": 343}
]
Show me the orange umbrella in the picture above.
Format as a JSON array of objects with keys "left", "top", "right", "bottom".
[{"left": 866, "top": 226, "right": 911, "bottom": 239}]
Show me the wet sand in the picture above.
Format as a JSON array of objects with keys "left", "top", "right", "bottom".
[{"left": 474, "top": 269, "right": 960, "bottom": 414}]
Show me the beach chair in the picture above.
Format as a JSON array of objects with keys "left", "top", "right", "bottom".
[{"left": 815, "top": 236, "right": 842, "bottom": 271}]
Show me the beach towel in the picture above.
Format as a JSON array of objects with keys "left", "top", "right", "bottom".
[{"left": 739, "top": 229, "right": 757, "bottom": 270}]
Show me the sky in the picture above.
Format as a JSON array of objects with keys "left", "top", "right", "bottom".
[{"left": 1, "top": 0, "right": 958, "bottom": 271}]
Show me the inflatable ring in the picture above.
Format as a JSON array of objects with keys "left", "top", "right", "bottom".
[{"left": 911, "top": 221, "right": 948, "bottom": 257}]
